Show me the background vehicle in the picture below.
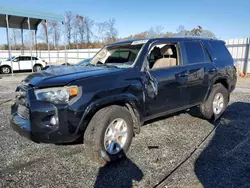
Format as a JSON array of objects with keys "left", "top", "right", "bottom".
[
  {"left": 10, "top": 38, "right": 237, "bottom": 164},
  {"left": 0, "top": 55, "right": 46, "bottom": 74}
]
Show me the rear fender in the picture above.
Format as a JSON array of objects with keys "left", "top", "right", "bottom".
[{"left": 204, "top": 75, "right": 229, "bottom": 101}]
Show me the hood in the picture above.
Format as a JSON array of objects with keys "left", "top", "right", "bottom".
[{"left": 24, "top": 65, "right": 123, "bottom": 88}]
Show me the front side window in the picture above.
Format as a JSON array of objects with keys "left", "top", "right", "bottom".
[
  {"left": 13, "top": 57, "right": 19, "bottom": 61},
  {"left": 19, "top": 57, "right": 25, "bottom": 61},
  {"left": 184, "top": 42, "right": 206, "bottom": 64},
  {"left": 89, "top": 43, "right": 144, "bottom": 68},
  {"left": 148, "top": 43, "right": 179, "bottom": 69}
]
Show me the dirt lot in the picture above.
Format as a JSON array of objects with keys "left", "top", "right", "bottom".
[{"left": 0, "top": 76, "right": 250, "bottom": 188}]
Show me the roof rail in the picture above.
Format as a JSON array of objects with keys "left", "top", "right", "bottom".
[{"left": 171, "top": 36, "right": 216, "bottom": 40}]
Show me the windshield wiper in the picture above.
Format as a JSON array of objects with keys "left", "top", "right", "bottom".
[
  {"left": 84, "top": 63, "right": 95, "bottom": 67},
  {"left": 96, "top": 64, "right": 119, "bottom": 68}
]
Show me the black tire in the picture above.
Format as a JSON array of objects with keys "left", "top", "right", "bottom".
[
  {"left": 0, "top": 66, "right": 11, "bottom": 74},
  {"left": 200, "top": 83, "right": 229, "bottom": 120},
  {"left": 33, "top": 64, "right": 43, "bottom": 72},
  {"left": 84, "top": 105, "right": 133, "bottom": 164}
]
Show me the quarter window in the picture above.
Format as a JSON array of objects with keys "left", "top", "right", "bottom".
[{"left": 209, "top": 41, "right": 232, "bottom": 61}]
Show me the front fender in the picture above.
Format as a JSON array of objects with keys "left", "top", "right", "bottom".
[{"left": 77, "top": 93, "right": 144, "bottom": 134}]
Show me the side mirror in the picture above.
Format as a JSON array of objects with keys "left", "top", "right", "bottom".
[{"left": 13, "top": 59, "right": 17, "bottom": 62}]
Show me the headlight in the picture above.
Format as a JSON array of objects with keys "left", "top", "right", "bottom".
[{"left": 34, "top": 86, "right": 79, "bottom": 104}]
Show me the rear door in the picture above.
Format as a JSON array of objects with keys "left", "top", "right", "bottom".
[{"left": 181, "top": 41, "right": 217, "bottom": 105}]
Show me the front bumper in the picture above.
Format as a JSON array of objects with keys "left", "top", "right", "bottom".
[
  {"left": 10, "top": 113, "right": 33, "bottom": 140},
  {"left": 10, "top": 85, "right": 85, "bottom": 144}
]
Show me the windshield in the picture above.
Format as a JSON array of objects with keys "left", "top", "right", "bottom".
[
  {"left": 89, "top": 43, "right": 144, "bottom": 68},
  {"left": 76, "top": 58, "right": 91, "bottom": 66},
  {"left": 6, "top": 56, "right": 16, "bottom": 61}
]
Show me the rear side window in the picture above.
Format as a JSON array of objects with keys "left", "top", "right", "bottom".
[
  {"left": 25, "top": 56, "right": 32, "bottom": 61},
  {"left": 203, "top": 47, "right": 212, "bottom": 62},
  {"left": 184, "top": 42, "right": 208, "bottom": 64},
  {"left": 209, "top": 41, "right": 232, "bottom": 61}
]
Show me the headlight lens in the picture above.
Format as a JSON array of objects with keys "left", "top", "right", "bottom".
[{"left": 34, "top": 86, "right": 79, "bottom": 104}]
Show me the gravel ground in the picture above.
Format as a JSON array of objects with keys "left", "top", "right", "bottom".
[{"left": 0, "top": 77, "right": 249, "bottom": 188}]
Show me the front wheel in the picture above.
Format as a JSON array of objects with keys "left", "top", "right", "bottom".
[
  {"left": 84, "top": 105, "right": 134, "bottom": 164},
  {"left": 1, "top": 66, "right": 11, "bottom": 74},
  {"left": 200, "top": 83, "right": 229, "bottom": 120}
]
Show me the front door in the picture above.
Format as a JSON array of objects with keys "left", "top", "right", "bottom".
[
  {"left": 12, "top": 57, "right": 20, "bottom": 71},
  {"left": 143, "top": 42, "right": 188, "bottom": 118}
]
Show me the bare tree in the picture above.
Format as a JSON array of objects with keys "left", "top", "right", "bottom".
[
  {"left": 147, "top": 26, "right": 164, "bottom": 38},
  {"left": 176, "top": 25, "right": 185, "bottom": 33},
  {"left": 72, "top": 22, "right": 79, "bottom": 49},
  {"left": 10, "top": 29, "right": 21, "bottom": 50},
  {"left": 95, "top": 21, "right": 108, "bottom": 43},
  {"left": 65, "top": 11, "right": 73, "bottom": 48},
  {"left": 200, "top": 30, "right": 215, "bottom": 38},
  {"left": 164, "top": 32, "right": 174, "bottom": 38},
  {"left": 105, "top": 18, "right": 118, "bottom": 43},
  {"left": 40, "top": 20, "right": 50, "bottom": 46},
  {"left": 50, "top": 21, "right": 61, "bottom": 49},
  {"left": 134, "top": 31, "right": 148, "bottom": 39},
  {"left": 84, "top": 16, "right": 94, "bottom": 46},
  {"left": 74, "top": 15, "right": 85, "bottom": 44},
  {"left": 155, "top": 25, "right": 164, "bottom": 37}
]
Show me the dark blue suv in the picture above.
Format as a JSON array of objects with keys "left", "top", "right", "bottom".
[{"left": 10, "top": 38, "right": 237, "bottom": 164}]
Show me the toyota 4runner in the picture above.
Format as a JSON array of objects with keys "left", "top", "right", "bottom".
[{"left": 10, "top": 38, "right": 237, "bottom": 164}]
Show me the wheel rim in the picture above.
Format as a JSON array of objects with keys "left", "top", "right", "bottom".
[
  {"left": 2, "top": 67, "right": 10, "bottom": 74},
  {"left": 35, "top": 66, "right": 41, "bottom": 72},
  {"left": 104, "top": 118, "right": 128, "bottom": 155},
  {"left": 213, "top": 93, "right": 224, "bottom": 115}
]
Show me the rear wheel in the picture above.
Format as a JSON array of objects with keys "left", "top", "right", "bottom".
[
  {"left": 84, "top": 105, "right": 133, "bottom": 164},
  {"left": 0, "top": 66, "right": 11, "bottom": 74},
  {"left": 200, "top": 83, "right": 229, "bottom": 120},
  {"left": 33, "top": 65, "right": 42, "bottom": 72}
]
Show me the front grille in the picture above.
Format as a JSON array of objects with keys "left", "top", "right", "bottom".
[
  {"left": 15, "top": 84, "right": 29, "bottom": 119},
  {"left": 17, "top": 105, "right": 30, "bottom": 119}
]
